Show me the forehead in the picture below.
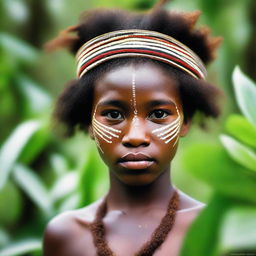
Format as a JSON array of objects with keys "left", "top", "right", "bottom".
[{"left": 94, "top": 63, "right": 180, "bottom": 104}]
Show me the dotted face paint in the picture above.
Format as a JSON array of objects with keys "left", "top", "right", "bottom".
[
  {"left": 92, "top": 106, "right": 121, "bottom": 153},
  {"left": 152, "top": 104, "right": 182, "bottom": 147},
  {"left": 131, "top": 72, "right": 139, "bottom": 127}
]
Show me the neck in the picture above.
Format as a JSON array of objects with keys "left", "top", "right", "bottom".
[{"left": 107, "top": 167, "right": 175, "bottom": 213}]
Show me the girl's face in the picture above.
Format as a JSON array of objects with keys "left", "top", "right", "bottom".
[{"left": 89, "top": 63, "right": 191, "bottom": 186}]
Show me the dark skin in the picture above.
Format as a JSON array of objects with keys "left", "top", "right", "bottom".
[{"left": 43, "top": 63, "right": 205, "bottom": 256}]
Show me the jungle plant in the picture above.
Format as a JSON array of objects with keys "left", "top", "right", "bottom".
[{"left": 180, "top": 67, "right": 256, "bottom": 256}]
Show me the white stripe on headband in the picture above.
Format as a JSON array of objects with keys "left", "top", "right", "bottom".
[
  {"left": 77, "top": 39, "right": 201, "bottom": 74},
  {"left": 76, "top": 29, "right": 207, "bottom": 80}
]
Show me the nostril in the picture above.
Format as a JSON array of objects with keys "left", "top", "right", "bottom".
[
  {"left": 123, "top": 141, "right": 150, "bottom": 148},
  {"left": 122, "top": 143, "right": 149, "bottom": 149}
]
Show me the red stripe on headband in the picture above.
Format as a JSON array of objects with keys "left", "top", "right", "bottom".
[
  {"left": 78, "top": 48, "right": 200, "bottom": 78},
  {"left": 78, "top": 34, "right": 192, "bottom": 62}
]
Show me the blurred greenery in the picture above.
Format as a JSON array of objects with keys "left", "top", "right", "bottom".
[
  {"left": 0, "top": 0, "right": 255, "bottom": 255},
  {"left": 180, "top": 67, "right": 256, "bottom": 255}
]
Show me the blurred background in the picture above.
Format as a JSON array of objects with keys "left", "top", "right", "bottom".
[{"left": 0, "top": 0, "right": 255, "bottom": 255}]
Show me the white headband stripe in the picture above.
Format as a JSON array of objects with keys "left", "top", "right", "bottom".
[{"left": 76, "top": 29, "right": 207, "bottom": 80}]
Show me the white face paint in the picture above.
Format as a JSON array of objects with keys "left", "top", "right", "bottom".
[
  {"left": 92, "top": 71, "right": 181, "bottom": 151},
  {"left": 92, "top": 105, "right": 121, "bottom": 153},
  {"left": 152, "top": 104, "right": 182, "bottom": 147},
  {"left": 131, "top": 72, "right": 139, "bottom": 127}
]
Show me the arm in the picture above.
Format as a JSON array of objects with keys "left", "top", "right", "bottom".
[
  {"left": 43, "top": 220, "right": 67, "bottom": 256},
  {"left": 43, "top": 212, "right": 76, "bottom": 256},
  {"left": 43, "top": 211, "right": 94, "bottom": 256}
]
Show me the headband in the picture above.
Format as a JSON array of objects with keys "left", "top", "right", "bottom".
[{"left": 76, "top": 29, "right": 207, "bottom": 80}]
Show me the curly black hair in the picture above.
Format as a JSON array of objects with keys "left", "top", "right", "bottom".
[{"left": 46, "top": 0, "right": 223, "bottom": 136}]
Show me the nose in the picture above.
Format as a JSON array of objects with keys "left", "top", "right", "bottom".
[{"left": 122, "top": 118, "right": 150, "bottom": 148}]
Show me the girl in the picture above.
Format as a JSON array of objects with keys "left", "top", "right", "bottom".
[{"left": 43, "top": 1, "right": 223, "bottom": 255}]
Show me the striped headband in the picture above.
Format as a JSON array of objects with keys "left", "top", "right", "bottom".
[{"left": 76, "top": 29, "right": 207, "bottom": 80}]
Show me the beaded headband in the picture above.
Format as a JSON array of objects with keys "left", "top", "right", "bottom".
[{"left": 76, "top": 29, "right": 207, "bottom": 80}]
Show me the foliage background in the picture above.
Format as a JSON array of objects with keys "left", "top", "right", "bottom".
[{"left": 0, "top": 0, "right": 255, "bottom": 255}]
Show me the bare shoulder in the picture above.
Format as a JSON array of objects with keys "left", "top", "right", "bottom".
[
  {"left": 156, "top": 190, "right": 206, "bottom": 255},
  {"left": 175, "top": 189, "right": 206, "bottom": 230},
  {"left": 43, "top": 197, "right": 104, "bottom": 256},
  {"left": 177, "top": 189, "right": 206, "bottom": 212}
]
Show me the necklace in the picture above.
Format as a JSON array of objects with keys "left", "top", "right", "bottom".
[{"left": 89, "top": 189, "right": 179, "bottom": 256}]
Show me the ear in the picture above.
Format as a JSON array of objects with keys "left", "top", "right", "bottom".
[
  {"left": 179, "top": 118, "right": 192, "bottom": 137},
  {"left": 88, "top": 125, "right": 95, "bottom": 140}
]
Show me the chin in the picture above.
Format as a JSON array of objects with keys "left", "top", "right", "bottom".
[{"left": 118, "top": 174, "right": 158, "bottom": 187}]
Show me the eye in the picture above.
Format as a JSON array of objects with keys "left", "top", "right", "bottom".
[
  {"left": 149, "top": 110, "right": 170, "bottom": 119},
  {"left": 104, "top": 110, "right": 124, "bottom": 120}
]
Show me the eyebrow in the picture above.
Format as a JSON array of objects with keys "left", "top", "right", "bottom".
[
  {"left": 97, "top": 99, "right": 176, "bottom": 109},
  {"left": 147, "top": 100, "right": 176, "bottom": 108},
  {"left": 97, "top": 100, "right": 129, "bottom": 109}
]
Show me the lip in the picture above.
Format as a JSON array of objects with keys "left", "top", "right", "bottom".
[
  {"left": 119, "top": 160, "right": 154, "bottom": 169},
  {"left": 118, "top": 152, "right": 155, "bottom": 170}
]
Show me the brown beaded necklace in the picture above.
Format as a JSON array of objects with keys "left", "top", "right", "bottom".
[{"left": 89, "top": 189, "right": 179, "bottom": 256}]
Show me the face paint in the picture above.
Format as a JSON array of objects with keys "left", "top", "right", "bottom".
[
  {"left": 93, "top": 130, "right": 104, "bottom": 154},
  {"left": 92, "top": 106, "right": 121, "bottom": 153},
  {"left": 131, "top": 72, "right": 139, "bottom": 127},
  {"left": 152, "top": 104, "right": 181, "bottom": 147}
]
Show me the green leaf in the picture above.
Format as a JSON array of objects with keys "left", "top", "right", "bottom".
[
  {"left": 0, "top": 120, "right": 41, "bottom": 189},
  {"left": 50, "top": 171, "right": 78, "bottom": 201},
  {"left": 2, "top": 0, "right": 29, "bottom": 23},
  {"left": 0, "top": 239, "right": 41, "bottom": 256},
  {"left": 180, "top": 194, "right": 233, "bottom": 256},
  {"left": 0, "top": 33, "right": 38, "bottom": 63},
  {"left": 0, "top": 228, "right": 9, "bottom": 248},
  {"left": 182, "top": 142, "right": 256, "bottom": 203},
  {"left": 13, "top": 164, "right": 53, "bottom": 216},
  {"left": 233, "top": 66, "right": 256, "bottom": 127},
  {"left": 220, "top": 207, "right": 256, "bottom": 253},
  {"left": 15, "top": 74, "right": 52, "bottom": 117},
  {"left": 78, "top": 141, "right": 108, "bottom": 207},
  {"left": 58, "top": 194, "right": 79, "bottom": 212},
  {"left": 18, "top": 118, "right": 50, "bottom": 165},
  {"left": 225, "top": 114, "right": 256, "bottom": 148},
  {"left": 0, "top": 181, "right": 22, "bottom": 226},
  {"left": 220, "top": 134, "right": 256, "bottom": 172},
  {"left": 50, "top": 153, "right": 69, "bottom": 177},
  {"left": 0, "top": 33, "right": 38, "bottom": 64}
]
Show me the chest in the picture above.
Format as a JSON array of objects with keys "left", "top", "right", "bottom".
[
  {"left": 67, "top": 211, "right": 194, "bottom": 256},
  {"left": 103, "top": 213, "right": 187, "bottom": 256}
]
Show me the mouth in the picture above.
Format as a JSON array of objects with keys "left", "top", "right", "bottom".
[{"left": 118, "top": 152, "right": 155, "bottom": 170}]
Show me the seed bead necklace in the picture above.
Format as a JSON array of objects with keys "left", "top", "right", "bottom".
[{"left": 89, "top": 189, "right": 180, "bottom": 256}]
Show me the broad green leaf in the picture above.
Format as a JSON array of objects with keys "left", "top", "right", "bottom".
[
  {"left": 0, "top": 239, "right": 41, "bottom": 256},
  {"left": 50, "top": 171, "right": 78, "bottom": 201},
  {"left": 220, "top": 135, "right": 256, "bottom": 172},
  {"left": 0, "top": 181, "right": 22, "bottom": 226},
  {"left": 0, "top": 33, "right": 38, "bottom": 64},
  {"left": 225, "top": 114, "right": 256, "bottom": 148},
  {"left": 219, "top": 207, "right": 256, "bottom": 253},
  {"left": 180, "top": 194, "right": 233, "bottom": 256},
  {"left": 50, "top": 154, "right": 69, "bottom": 177},
  {"left": 15, "top": 74, "right": 52, "bottom": 117},
  {"left": 0, "top": 120, "right": 41, "bottom": 189},
  {"left": 78, "top": 141, "right": 108, "bottom": 207},
  {"left": 0, "top": 228, "right": 9, "bottom": 248},
  {"left": 58, "top": 194, "right": 80, "bottom": 212},
  {"left": 18, "top": 118, "right": 50, "bottom": 165},
  {"left": 0, "top": 52, "right": 14, "bottom": 88},
  {"left": 2, "top": 0, "right": 28, "bottom": 23},
  {"left": 13, "top": 164, "right": 53, "bottom": 216},
  {"left": 233, "top": 66, "right": 256, "bottom": 127},
  {"left": 182, "top": 142, "right": 256, "bottom": 203}
]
